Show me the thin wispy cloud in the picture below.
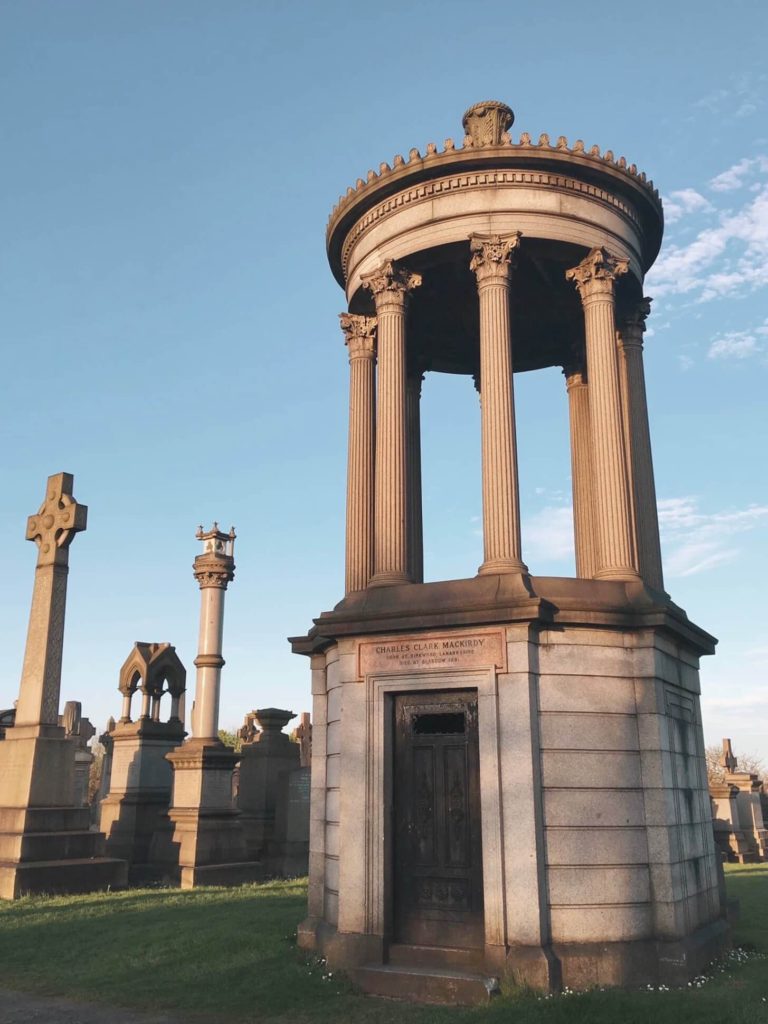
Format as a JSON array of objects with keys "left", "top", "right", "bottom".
[
  {"left": 710, "top": 156, "right": 768, "bottom": 192},
  {"left": 647, "top": 160, "right": 768, "bottom": 301},
  {"left": 663, "top": 188, "right": 714, "bottom": 224},
  {"left": 708, "top": 326, "right": 767, "bottom": 360},
  {"left": 693, "top": 72, "right": 767, "bottom": 120},
  {"left": 659, "top": 496, "right": 768, "bottom": 578},
  {"left": 522, "top": 504, "right": 574, "bottom": 563}
]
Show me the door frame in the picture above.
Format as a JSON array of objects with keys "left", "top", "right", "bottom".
[{"left": 363, "top": 669, "right": 506, "bottom": 953}]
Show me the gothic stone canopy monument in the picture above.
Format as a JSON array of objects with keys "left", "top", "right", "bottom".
[{"left": 290, "top": 102, "right": 728, "bottom": 999}]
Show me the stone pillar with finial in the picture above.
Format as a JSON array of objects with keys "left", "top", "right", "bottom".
[{"left": 149, "top": 524, "right": 259, "bottom": 889}]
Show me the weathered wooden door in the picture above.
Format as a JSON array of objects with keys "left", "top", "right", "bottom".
[{"left": 393, "top": 691, "right": 484, "bottom": 948}]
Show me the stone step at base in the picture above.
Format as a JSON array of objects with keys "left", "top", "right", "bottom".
[
  {"left": 0, "top": 806, "right": 92, "bottom": 833},
  {"left": 179, "top": 861, "right": 262, "bottom": 889},
  {"left": 0, "top": 829, "right": 105, "bottom": 862},
  {"left": 0, "top": 857, "right": 128, "bottom": 900},
  {"left": 352, "top": 964, "right": 499, "bottom": 1005},
  {"left": 387, "top": 943, "right": 485, "bottom": 972}
]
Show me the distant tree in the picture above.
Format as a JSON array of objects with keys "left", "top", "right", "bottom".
[
  {"left": 218, "top": 728, "right": 243, "bottom": 753},
  {"left": 705, "top": 743, "right": 765, "bottom": 785}
]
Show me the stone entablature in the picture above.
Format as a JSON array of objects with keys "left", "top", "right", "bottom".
[{"left": 327, "top": 125, "right": 662, "bottom": 293}]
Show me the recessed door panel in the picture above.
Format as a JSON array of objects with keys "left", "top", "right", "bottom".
[{"left": 393, "top": 690, "right": 484, "bottom": 948}]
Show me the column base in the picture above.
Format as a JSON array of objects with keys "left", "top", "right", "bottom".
[
  {"left": 477, "top": 558, "right": 529, "bottom": 576},
  {"left": 369, "top": 571, "right": 412, "bottom": 588},
  {"left": 594, "top": 566, "right": 642, "bottom": 581}
]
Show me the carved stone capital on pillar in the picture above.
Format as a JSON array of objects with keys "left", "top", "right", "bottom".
[
  {"left": 565, "top": 247, "right": 629, "bottom": 303},
  {"left": 469, "top": 232, "right": 521, "bottom": 285},
  {"left": 361, "top": 260, "right": 422, "bottom": 313},
  {"left": 339, "top": 313, "right": 377, "bottom": 360},
  {"left": 618, "top": 296, "right": 652, "bottom": 348},
  {"left": 192, "top": 560, "right": 234, "bottom": 590}
]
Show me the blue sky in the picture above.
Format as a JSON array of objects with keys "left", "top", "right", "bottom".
[{"left": 1, "top": 0, "right": 766, "bottom": 764}]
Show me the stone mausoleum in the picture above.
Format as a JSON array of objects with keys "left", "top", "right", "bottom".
[{"left": 291, "top": 101, "right": 728, "bottom": 1000}]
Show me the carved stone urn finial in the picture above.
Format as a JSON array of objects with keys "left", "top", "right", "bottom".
[{"left": 462, "top": 100, "right": 514, "bottom": 147}]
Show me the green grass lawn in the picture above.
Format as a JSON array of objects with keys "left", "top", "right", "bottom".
[{"left": 0, "top": 866, "right": 766, "bottom": 1024}]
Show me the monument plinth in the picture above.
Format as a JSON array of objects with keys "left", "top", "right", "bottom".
[
  {"left": 0, "top": 473, "right": 127, "bottom": 899},
  {"left": 290, "top": 102, "right": 728, "bottom": 999},
  {"left": 150, "top": 525, "right": 258, "bottom": 888}
]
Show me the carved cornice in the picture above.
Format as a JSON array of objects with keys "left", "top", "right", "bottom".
[
  {"left": 462, "top": 100, "right": 514, "bottom": 148},
  {"left": 361, "top": 260, "right": 422, "bottom": 311},
  {"left": 339, "top": 170, "right": 643, "bottom": 282},
  {"left": 566, "top": 247, "right": 629, "bottom": 301},
  {"left": 339, "top": 313, "right": 377, "bottom": 359},
  {"left": 326, "top": 108, "right": 663, "bottom": 285},
  {"left": 469, "top": 232, "right": 522, "bottom": 284}
]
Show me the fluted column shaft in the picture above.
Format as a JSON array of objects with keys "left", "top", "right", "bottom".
[
  {"left": 340, "top": 314, "right": 377, "bottom": 594},
  {"left": 618, "top": 300, "right": 664, "bottom": 591},
  {"left": 567, "top": 248, "right": 639, "bottom": 580},
  {"left": 470, "top": 233, "right": 527, "bottom": 575},
  {"left": 564, "top": 367, "right": 599, "bottom": 578},
  {"left": 406, "top": 371, "right": 424, "bottom": 583},
  {"left": 362, "top": 261, "right": 421, "bottom": 587},
  {"left": 192, "top": 545, "right": 235, "bottom": 741}
]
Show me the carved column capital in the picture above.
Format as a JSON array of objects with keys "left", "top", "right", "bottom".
[
  {"left": 566, "top": 247, "right": 629, "bottom": 302},
  {"left": 563, "top": 365, "right": 588, "bottom": 391},
  {"left": 193, "top": 557, "right": 234, "bottom": 590},
  {"left": 469, "top": 232, "right": 522, "bottom": 284},
  {"left": 339, "top": 313, "right": 377, "bottom": 359},
  {"left": 619, "top": 296, "right": 653, "bottom": 348},
  {"left": 361, "top": 260, "right": 421, "bottom": 312}
]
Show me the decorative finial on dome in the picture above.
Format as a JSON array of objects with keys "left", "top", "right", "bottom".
[{"left": 462, "top": 100, "right": 514, "bottom": 147}]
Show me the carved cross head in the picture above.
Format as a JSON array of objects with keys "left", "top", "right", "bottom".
[{"left": 26, "top": 472, "right": 88, "bottom": 567}]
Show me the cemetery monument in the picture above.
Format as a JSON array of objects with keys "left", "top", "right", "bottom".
[
  {"left": 291, "top": 101, "right": 728, "bottom": 1000},
  {"left": 0, "top": 473, "right": 126, "bottom": 899}
]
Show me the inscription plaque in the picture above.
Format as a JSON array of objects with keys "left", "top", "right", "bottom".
[{"left": 359, "top": 630, "right": 505, "bottom": 677}]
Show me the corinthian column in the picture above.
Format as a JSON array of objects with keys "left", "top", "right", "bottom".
[
  {"left": 566, "top": 248, "right": 639, "bottom": 580},
  {"left": 340, "top": 314, "right": 377, "bottom": 594},
  {"left": 362, "top": 260, "right": 421, "bottom": 587},
  {"left": 563, "top": 364, "right": 599, "bottom": 578},
  {"left": 470, "top": 233, "right": 527, "bottom": 575},
  {"left": 617, "top": 298, "right": 665, "bottom": 591},
  {"left": 406, "top": 369, "right": 425, "bottom": 583}
]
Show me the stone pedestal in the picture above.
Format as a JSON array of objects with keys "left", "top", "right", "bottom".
[
  {"left": 291, "top": 577, "right": 729, "bottom": 991},
  {"left": 99, "top": 719, "right": 185, "bottom": 881},
  {"left": 150, "top": 739, "right": 259, "bottom": 888},
  {"left": 237, "top": 708, "right": 301, "bottom": 872},
  {"left": 0, "top": 726, "right": 127, "bottom": 899}
]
